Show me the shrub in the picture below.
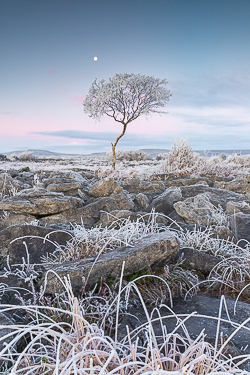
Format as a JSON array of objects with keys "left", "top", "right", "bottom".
[
  {"left": 17, "top": 151, "right": 35, "bottom": 161},
  {"left": 162, "top": 138, "right": 199, "bottom": 174},
  {"left": 106, "top": 149, "right": 149, "bottom": 162}
]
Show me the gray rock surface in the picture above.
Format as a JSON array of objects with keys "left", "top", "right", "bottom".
[
  {"left": 149, "top": 186, "right": 183, "bottom": 215},
  {"left": 174, "top": 247, "right": 221, "bottom": 275},
  {"left": 0, "top": 312, "right": 16, "bottom": 352},
  {"left": 226, "top": 200, "right": 250, "bottom": 215},
  {"left": 88, "top": 177, "right": 123, "bottom": 197},
  {"left": 174, "top": 193, "right": 223, "bottom": 226},
  {"left": 40, "top": 193, "right": 135, "bottom": 227},
  {"left": 40, "top": 232, "right": 180, "bottom": 294},
  {"left": 229, "top": 212, "right": 250, "bottom": 242},
  {"left": 0, "top": 224, "right": 72, "bottom": 267},
  {"left": 0, "top": 211, "right": 36, "bottom": 230},
  {"left": 97, "top": 210, "right": 133, "bottom": 227},
  {"left": 0, "top": 188, "right": 84, "bottom": 216},
  {"left": 118, "top": 295, "right": 250, "bottom": 358},
  {"left": 121, "top": 178, "right": 165, "bottom": 194},
  {"left": 214, "top": 178, "right": 250, "bottom": 194},
  {"left": 134, "top": 193, "right": 149, "bottom": 210},
  {"left": 179, "top": 184, "right": 245, "bottom": 208}
]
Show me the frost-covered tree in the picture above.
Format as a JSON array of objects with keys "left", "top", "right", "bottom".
[{"left": 83, "top": 73, "right": 171, "bottom": 169}]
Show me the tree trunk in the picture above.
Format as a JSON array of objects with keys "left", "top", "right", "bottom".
[{"left": 111, "top": 123, "right": 127, "bottom": 169}]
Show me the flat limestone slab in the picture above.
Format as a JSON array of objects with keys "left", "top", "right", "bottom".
[{"left": 41, "top": 232, "right": 180, "bottom": 295}]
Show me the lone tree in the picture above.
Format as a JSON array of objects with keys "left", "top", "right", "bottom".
[{"left": 83, "top": 73, "right": 171, "bottom": 169}]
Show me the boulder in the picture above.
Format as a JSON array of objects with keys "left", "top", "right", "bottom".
[
  {"left": 148, "top": 187, "right": 183, "bottom": 215},
  {"left": 163, "top": 176, "right": 211, "bottom": 188},
  {"left": 213, "top": 225, "right": 235, "bottom": 241},
  {"left": 39, "top": 193, "right": 135, "bottom": 228},
  {"left": 174, "top": 193, "right": 225, "bottom": 226},
  {"left": 40, "top": 232, "right": 180, "bottom": 294},
  {"left": 88, "top": 177, "right": 123, "bottom": 197},
  {"left": 43, "top": 172, "right": 90, "bottom": 194},
  {"left": 46, "top": 181, "right": 84, "bottom": 193},
  {"left": 0, "top": 211, "right": 36, "bottom": 230},
  {"left": 118, "top": 295, "right": 250, "bottom": 357},
  {"left": 229, "top": 212, "right": 250, "bottom": 242},
  {"left": 0, "top": 188, "right": 84, "bottom": 216},
  {"left": 0, "top": 224, "right": 72, "bottom": 267},
  {"left": 97, "top": 210, "right": 133, "bottom": 227},
  {"left": 0, "top": 313, "right": 16, "bottom": 352},
  {"left": 179, "top": 184, "right": 245, "bottom": 209},
  {"left": 214, "top": 178, "right": 250, "bottom": 194},
  {"left": 121, "top": 178, "right": 165, "bottom": 194},
  {"left": 174, "top": 247, "right": 221, "bottom": 275},
  {"left": 134, "top": 193, "right": 149, "bottom": 210},
  {"left": 226, "top": 200, "right": 250, "bottom": 215},
  {"left": 96, "top": 210, "right": 168, "bottom": 228}
]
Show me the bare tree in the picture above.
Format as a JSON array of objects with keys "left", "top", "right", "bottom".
[{"left": 83, "top": 73, "right": 171, "bottom": 169}]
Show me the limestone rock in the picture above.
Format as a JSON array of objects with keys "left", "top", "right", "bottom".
[
  {"left": 46, "top": 181, "right": 84, "bottom": 192},
  {"left": 213, "top": 225, "right": 235, "bottom": 241},
  {"left": 174, "top": 193, "right": 225, "bottom": 226},
  {"left": 88, "top": 177, "right": 123, "bottom": 197},
  {"left": 40, "top": 232, "right": 180, "bottom": 294},
  {"left": 118, "top": 296, "right": 250, "bottom": 356},
  {"left": 229, "top": 212, "right": 250, "bottom": 242},
  {"left": 40, "top": 193, "right": 135, "bottom": 228},
  {"left": 96, "top": 210, "right": 168, "bottom": 228},
  {"left": 149, "top": 187, "right": 183, "bottom": 215},
  {"left": 43, "top": 171, "right": 89, "bottom": 194},
  {"left": 174, "top": 247, "right": 221, "bottom": 275},
  {"left": 121, "top": 178, "right": 165, "bottom": 194},
  {"left": 97, "top": 210, "right": 133, "bottom": 227},
  {"left": 0, "top": 211, "right": 36, "bottom": 230},
  {"left": 0, "top": 188, "right": 84, "bottom": 216},
  {"left": 179, "top": 184, "right": 245, "bottom": 209},
  {"left": 134, "top": 193, "right": 149, "bottom": 210},
  {"left": 214, "top": 178, "right": 250, "bottom": 194},
  {"left": 163, "top": 176, "right": 212, "bottom": 188},
  {"left": 226, "top": 200, "right": 250, "bottom": 215},
  {"left": 0, "top": 313, "right": 15, "bottom": 351},
  {"left": 0, "top": 224, "right": 72, "bottom": 268}
]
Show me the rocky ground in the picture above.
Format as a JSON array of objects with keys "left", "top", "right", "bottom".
[{"left": 1, "top": 154, "right": 250, "bottom": 370}]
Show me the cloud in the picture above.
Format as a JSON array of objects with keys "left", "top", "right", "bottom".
[
  {"left": 48, "top": 69, "right": 58, "bottom": 74},
  {"left": 31, "top": 129, "right": 172, "bottom": 149},
  {"left": 32, "top": 130, "right": 118, "bottom": 141},
  {"left": 169, "top": 106, "right": 250, "bottom": 128},
  {"left": 170, "top": 70, "right": 250, "bottom": 108}
]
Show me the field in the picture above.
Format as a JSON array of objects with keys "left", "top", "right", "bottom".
[{"left": 1, "top": 141, "right": 250, "bottom": 374}]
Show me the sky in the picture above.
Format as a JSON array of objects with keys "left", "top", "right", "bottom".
[{"left": 1, "top": 0, "right": 250, "bottom": 155}]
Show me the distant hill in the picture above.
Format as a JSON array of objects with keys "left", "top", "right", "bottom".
[
  {"left": 3, "top": 149, "right": 106, "bottom": 158},
  {"left": 3, "top": 148, "right": 250, "bottom": 158}
]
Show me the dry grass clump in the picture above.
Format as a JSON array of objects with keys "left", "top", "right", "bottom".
[
  {"left": 175, "top": 225, "right": 250, "bottom": 300},
  {"left": 1, "top": 273, "right": 250, "bottom": 374},
  {"left": 0, "top": 172, "right": 19, "bottom": 197},
  {"left": 2, "top": 213, "right": 250, "bottom": 372},
  {"left": 135, "top": 265, "right": 199, "bottom": 307},
  {"left": 42, "top": 212, "right": 167, "bottom": 264}
]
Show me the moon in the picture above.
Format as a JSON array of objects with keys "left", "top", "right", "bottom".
[{"left": 93, "top": 56, "right": 98, "bottom": 61}]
